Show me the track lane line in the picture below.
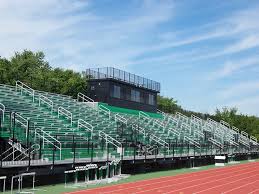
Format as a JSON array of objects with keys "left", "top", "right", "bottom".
[
  {"left": 100, "top": 161, "right": 259, "bottom": 194},
  {"left": 65, "top": 161, "right": 259, "bottom": 194},
  {"left": 66, "top": 162, "right": 255, "bottom": 194},
  {"left": 249, "top": 188, "right": 259, "bottom": 194},
  {"left": 192, "top": 174, "right": 259, "bottom": 194},
  {"left": 131, "top": 163, "right": 259, "bottom": 194},
  {"left": 222, "top": 180, "right": 259, "bottom": 194}
]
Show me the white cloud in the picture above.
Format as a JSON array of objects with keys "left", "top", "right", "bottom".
[
  {"left": 208, "top": 56, "right": 259, "bottom": 80},
  {"left": 0, "top": 0, "right": 175, "bottom": 71},
  {"left": 218, "top": 81, "right": 259, "bottom": 100},
  {"left": 226, "top": 96, "right": 259, "bottom": 116},
  {"left": 132, "top": 5, "right": 259, "bottom": 66}
]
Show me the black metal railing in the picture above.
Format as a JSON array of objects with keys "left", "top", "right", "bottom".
[{"left": 85, "top": 67, "right": 161, "bottom": 92}]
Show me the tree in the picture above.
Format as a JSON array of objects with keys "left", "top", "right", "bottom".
[
  {"left": 0, "top": 50, "right": 86, "bottom": 97},
  {"left": 213, "top": 107, "right": 259, "bottom": 139},
  {"left": 157, "top": 95, "right": 180, "bottom": 114}
]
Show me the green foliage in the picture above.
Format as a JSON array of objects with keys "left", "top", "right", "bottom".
[
  {"left": 213, "top": 107, "right": 259, "bottom": 139},
  {"left": 158, "top": 96, "right": 259, "bottom": 139},
  {"left": 157, "top": 95, "right": 210, "bottom": 119},
  {"left": 0, "top": 50, "right": 86, "bottom": 97},
  {"left": 157, "top": 95, "right": 180, "bottom": 114}
]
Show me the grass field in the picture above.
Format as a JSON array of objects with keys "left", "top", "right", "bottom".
[{"left": 3, "top": 159, "right": 258, "bottom": 194}]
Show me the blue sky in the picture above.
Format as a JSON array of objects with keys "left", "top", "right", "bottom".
[{"left": 0, "top": 0, "right": 259, "bottom": 116}]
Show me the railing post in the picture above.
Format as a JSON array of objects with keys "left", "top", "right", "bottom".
[
  {"left": 12, "top": 112, "right": 15, "bottom": 160},
  {"left": 121, "top": 143, "right": 123, "bottom": 161},
  {"left": 173, "top": 143, "right": 175, "bottom": 158},
  {"left": 0, "top": 112, "right": 2, "bottom": 130},
  {"left": 91, "top": 142, "right": 94, "bottom": 163},
  {"left": 194, "top": 144, "right": 196, "bottom": 157},
  {"left": 133, "top": 140, "right": 136, "bottom": 164},
  {"left": 87, "top": 141, "right": 89, "bottom": 154},
  {"left": 52, "top": 142, "right": 55, "bottom": 169},
  {"left": 39, "top": 139, "right": 42, "bottom": 160},
  {"left": 28, "top": 142, "right": 31, "bottom": 169},
  {"left": 73, "top": 135, "right": 75, "bottom": 167},
  {"left": 106, "top": 142, "right": 109, "bottom": 163},
  {"left": 144, "top": 146, "right": 147, "bottom": 162},
  {"left": 26, "top": 120, "right": 30, "bottom": 148}
]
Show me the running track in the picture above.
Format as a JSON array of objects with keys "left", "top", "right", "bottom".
[{"left": 66, "top": 161, "right": 259, "bottom": 194}]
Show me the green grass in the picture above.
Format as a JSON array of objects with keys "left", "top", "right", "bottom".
[{"left": 4, "top": 159, "right": 259, "bottom": 194}]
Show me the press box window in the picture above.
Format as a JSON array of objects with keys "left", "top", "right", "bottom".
[
  {"left": 111, "top": 85, "right": 121, "bottom": 99},
  {"left": 131, "top": 89, "right": 140, "bottom": 102},
  {"left": 148, "top": 94, "right": 155, "bottom": 105}
]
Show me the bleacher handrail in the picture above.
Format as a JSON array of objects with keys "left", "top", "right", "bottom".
[
  {"left": 176, "top": 112, "right": 189, "bottom": 123},
  {"left": 207, "top": 118, "right": 218, "bottom": 127},
  {"left": 15, "top": 80, "right": 35, "bottom": 102},
  {"left": 229, "top": 140, "right": 239, "bottom": 147},
  {"left": 99, "top": 105, "right": 111, "bottom": 119},
  {"left": 250, "top": 136, "right": 257, "bottom": 143},
  {"left": 99, "top": 131, "right": 122, "bottom": 148},
  {"left": 239, "top": 137, "right": 250, "bottom": 148},
  {"left": 241, "top": 131, "right": 248, "bottom": 138},
  {"left": 115, "top": 114, "right": 127, "bottom": 125},
  {"left": 157, "top": 109, "right": 166, "bottom": 116},
  {"left": 39, "top": 95, "right": 53, "bottom": 112},
  {"left": 208, "top": 137, "right": 223, "bottom": 149},
  {"left": 167, "top": 127, "right": 180, "bottom": 137},
  {"left": 34, "top": 127, "right": 62, "bottom": 160},
  {"left": 77, "top": 93, "right": 95, "bottom": 108},
  {"left": 220, "top": 120, "right": 230, "bottom": 128},
  {"left": 181, "top": 123, "right": 191, "bottom": 134},
  {"left": 19, "top": 144, "right": 40, "bottom": 161},
  {"left": 153, "top": 119, "right": 164, "bottom": 128},
  {"left": 132, "top": 124, "right": 146, "bottom": 137},
  {"left": 11, "top": 112, "right": 29, "bottom": 137},
  {"left": 78, "top": 119, "right": 93, "bottom": 139},
  {"left": 77, "top": 92, "right": 94, "bottom": 102},
  {"left": 193, "top": 129, "right": 205, "bottom": 139},
  {"left": 1, "top": 146, "right": 13, "bottom": 156},
  {"left": 232, "top": 126, "right": 240, "bottom": 134},
  {"left": 184, "top": 136, "right": 201, "bottom": 148},
  {"left": 149, "top": 134, "right": 169, "bottom": 149},
  {"left": 0, "top": 102, "right": 5, "bottom": 124},
  {"left": 191, "top": 114, "right": 203, "bottom": 125},
  {"left": 8, "top": 139, "right": 27, "bottom": 154},
  {"left": 167, "top": 116, "right": 179, "bottom": 126},
  {"left": 58, "top": 107, "right": 73, "bottom": 126}
]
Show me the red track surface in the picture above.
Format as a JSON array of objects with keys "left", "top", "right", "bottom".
[{"left": 66, "top": 161, "right": 259, "bottom": 194}]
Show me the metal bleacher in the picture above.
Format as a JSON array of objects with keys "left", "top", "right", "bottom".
[{"left": 0, "top": 81, "right": 258, "bottom": 166}]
